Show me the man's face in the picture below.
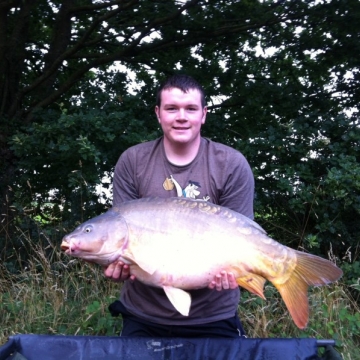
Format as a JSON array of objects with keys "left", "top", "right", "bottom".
[{"left": 155, "top": 87, "right": 207, "bottom": 146}]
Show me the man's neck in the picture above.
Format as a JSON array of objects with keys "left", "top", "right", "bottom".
[{"left": 163, "top": 137, "right": 201, "bottom": 166}]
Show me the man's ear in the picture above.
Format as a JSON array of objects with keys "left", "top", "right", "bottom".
[
  {"left": 202, "top": 106, "right": 208, "bottom": 124},
  {"left": 155, "top": 106, "right": 161, "bottom": 123}
]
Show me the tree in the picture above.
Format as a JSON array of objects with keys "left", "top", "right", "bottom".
[{"left": 1, "top": 0, "right": 359, "bottom": 257}]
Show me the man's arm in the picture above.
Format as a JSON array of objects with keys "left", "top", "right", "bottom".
[
  {"left": 105, "top": 149, "right": 139, "bottom": 281},
  {"left": 219, "top": 151, "right": 255, "bottom": 219},
  {"left": 113, "top": 149, "right": 139, "bottom": 206},
  {"left": 208, "top": 150, "right": 255, "bottom": 291}
]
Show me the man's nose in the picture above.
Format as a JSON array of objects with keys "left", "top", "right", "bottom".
[{"left": 177, "top": 108, "right": 187, "bottom": 120}]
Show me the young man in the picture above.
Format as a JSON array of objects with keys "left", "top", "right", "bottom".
[{"left": 105, "top": 75, "right": 254, "bottom": 337}]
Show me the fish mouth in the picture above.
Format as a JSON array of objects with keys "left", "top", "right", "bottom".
[{"left": 60, "top": 241, "right": 71, "bottom": 253}]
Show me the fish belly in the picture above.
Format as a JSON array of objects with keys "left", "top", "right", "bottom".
[{"left": 124, "top": 226, "right": 261, "bottom": 290}]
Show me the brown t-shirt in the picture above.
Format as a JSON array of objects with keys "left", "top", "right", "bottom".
[{"left": 113, "top": 137, "right": 254, "bottom": 325}]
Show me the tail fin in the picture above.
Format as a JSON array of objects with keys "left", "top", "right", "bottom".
[{"left": 274, "top": 251, "right": 343, "bottom": 329}]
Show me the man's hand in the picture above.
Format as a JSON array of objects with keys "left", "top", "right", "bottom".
[
  {"left": 208, "top": 271, "right": 238, "bottom": 291},
  {"left": 103, "top": 261, "right": 135, "bottom": 282}
]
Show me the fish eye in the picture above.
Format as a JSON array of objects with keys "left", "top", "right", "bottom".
[{"left": 84, "top": 226, "right": 92, "bottom": 233}]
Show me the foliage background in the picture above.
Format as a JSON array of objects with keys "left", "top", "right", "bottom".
[{"left": 0, "top": 0, "right": 359, "bottom": 356}]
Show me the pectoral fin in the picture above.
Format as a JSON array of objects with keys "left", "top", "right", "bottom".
[
  {"left": 163, "top": 286, "right": 191, "bottom": 316},
  {"left": 236, "top": 274, "right": 266, "bottom": 299}
]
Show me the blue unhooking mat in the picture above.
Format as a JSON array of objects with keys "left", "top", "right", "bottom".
[{"left": 0, "top": 335, "right": 342, "bottom": 360}]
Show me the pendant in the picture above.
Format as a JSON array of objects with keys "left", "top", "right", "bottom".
[{"left": 163, "top": 177, "right": 174, "bottom": 191}]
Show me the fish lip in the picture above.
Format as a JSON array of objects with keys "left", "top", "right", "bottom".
[
  {"left": 60, "top": 240, "right": 69, "bottom": 250},
  {"left": 60, "top": 241, "right": 73, "bottom": 253}
]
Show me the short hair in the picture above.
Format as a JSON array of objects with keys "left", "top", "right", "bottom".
[{"left": 156, "top": 74, "right": 206, "bottom": 108}]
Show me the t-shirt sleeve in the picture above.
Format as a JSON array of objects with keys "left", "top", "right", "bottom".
[
  {"left": 219, "top": 151, "right": 255, "bottom": 219},
  {"left": 113, "top": 149, "right": 139, "bottom": 206}
]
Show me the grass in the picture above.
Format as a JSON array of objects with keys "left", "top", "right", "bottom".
[
  {"left": 0, "top": 226, "right": 359, "bottom": 359},
  {"left": 0, "top": 234, "right": 121, "bottom": 338},
  {"left": 239, "top": 285, "right": 360, "bottom": 359}
]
